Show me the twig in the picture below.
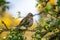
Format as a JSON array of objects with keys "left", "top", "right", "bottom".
[
  {"left": 33, "top": 12, "right": 41, "bottom": 16},
  {"left": 2, "top": 21, "right": 9, "bottom": 30},
  {"left": 41, "top": 29, "right": 60, "bottom": 40},
  {"left": 15, "top": 28, "right": 37, "bottom": 32}
]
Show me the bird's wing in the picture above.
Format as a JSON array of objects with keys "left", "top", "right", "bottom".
[
  {"left": 17, "top": 17, "right": 27, "bottom": 27},
  {"left": 28, "top": 19, "right": 33, "bottom": 27}
]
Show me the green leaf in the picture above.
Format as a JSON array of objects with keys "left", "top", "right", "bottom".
[
  {"left": 45, "top": 24, "right": 49, "bottom": 30},
  {"left": 35, "top": 4, "right": 38, "bottom": 7},
  {"left": 49, "top": 27, "right": 55, "bottom": 32},
  {"left": 0, "top": 28, "right": 3, "bottom": 34},
  {"left": 57, "top": 0, "right": 60, "bottom": 7},
  {"left": 35, "top": 34, "right": 42, "bottom": 39},
  {"left": 56, "top": 19, "right": 60, "bottom": 25},
  {"left": 45, "top": 5, "right": 53, "bottom": 12},
  {"left": 36, "top": 0, "right": 41, "bottom": 3}
]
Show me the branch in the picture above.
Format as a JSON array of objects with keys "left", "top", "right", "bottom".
[
  {"left": 41, "top": 29, "right": 60, "bottom": 40},
  {"left": 1, "top": 21, "right": 9, "bottom": 30},
  {"left": 33, "top": 12, "right": 41, "bottom": 16}
]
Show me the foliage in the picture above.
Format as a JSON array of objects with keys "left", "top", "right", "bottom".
[
  {"left": 0, "top": 23, "right": 25, "bottom": 40},
  {"left": 57, "top": 0, "right": 60, "bottom": 7},
  {"left": 8, "top": 29, "right": 26, "bottom": 40},
  {"left": 1, "top": 0, "right": 60, "bottom": 40},
  {"left": 33, "top": 0, "right": 60, "bottom": 40},
  {"left": 18, "top": 11, "right": 21, "bottom": 18},
  {"left": 0, "top": 29, "right": 26, "bottom": 40},
  {"left": 0, "top": 0, "right": 9, "bottom": 16}
]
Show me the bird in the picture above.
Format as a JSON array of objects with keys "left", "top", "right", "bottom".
[{"left": 16, "top": 13, "right": 33, "bottom": 30}]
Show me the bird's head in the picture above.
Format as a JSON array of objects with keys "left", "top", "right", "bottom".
[
  {"left": 25, "top": 13, "right": 33, "bottom": 20},
  {"left": 27, "top": 13, "right": 33, "bottom": 18},
  {"left": 28, "top": 12, "right": 33, "bottom": 16}
]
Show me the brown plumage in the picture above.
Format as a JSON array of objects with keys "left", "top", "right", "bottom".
[{"left": 16, "top": 13, "right": 33, "bottom": 30}]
